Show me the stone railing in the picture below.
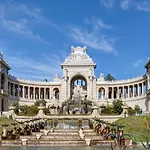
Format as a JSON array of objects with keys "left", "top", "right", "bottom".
[
  {"left": 10, "top": 106, "right": 122, "bottom": 123},
  {"left": 8, "top": 75, "right": 62, "bottom": 85},
  {"left": 97, "top": 75, "right": 146, "bottom": 84}
]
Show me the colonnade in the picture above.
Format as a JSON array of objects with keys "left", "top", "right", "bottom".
[
  {"left": 8, "top": 82, "right": 60, "bottom": 100},
  {"left": 98, "top": 81, "right": 147, "bottom": 100}
]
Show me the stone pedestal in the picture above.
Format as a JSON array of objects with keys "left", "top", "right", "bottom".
[
  {"left": 21, "top": 139, "right": 28, "bottom": 146},
  {"left": 85, "top": 138, "right": 91, "bottom": 146},
  {"left": 121, "top": 104, "right": 128, "bottom": 118},
  {"left": 9, "top": 106, "right": 15, "bottom": 114},
  {"left": 8, "top": 105, "right": 16, "bottom": 119},
  {"left": 91, "top": 106, "right": 100, "bottom": 118},
  {"left": 37, "top": 105, "right": 46, "bottom": 117}
]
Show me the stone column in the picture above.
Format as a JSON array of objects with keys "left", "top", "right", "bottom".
[
  {"left": 22, "top": 86, "right": 25, "bottom": 99},
  {"left": 39, "top": 87, "right": 40, "bottom": 99},
  {"left": 122, "top": 87, "right": 124, "bottom": 99},
  {"left": 88, "top": 76, "right": 93, "bottom": 100},
  {"left": 142, "top": 82, "right": 144, "bottom": 95},
  {"left": 117, "top": 87, "right": 119, "bottom": 99},
  {"left": 28, "top": 87, "right": 30, "bottom": 99},
  {"left": 49, "top": 87, "right": 51, "bottom": 99},
  {"left": 33, "top": 87, "right": 35, "bottom": 100},
  {"left": 128, "top": 86, "right": 130, "bottom": 98},
  {"left": 8, "top": 83, "right": 10, "bottom": 96},
  {"left": 13, "top": 83, "right": 15, "bottom": 97},
  {"left": 105, "top": 88, "right": 108, "bottom": 99},
  {"left": 133, "top": 85, "right": 135, "bottom": 97},
  {"left": 44, "top": 88, "right": 46, "bottom": 99},
  {"left": 138, "top": 84, "right": 140, "bottom": 96},
  {"left": 112, "top": 87, "right": 114, "bottom": 99},
  {"left": 65, "top": 78, "right": 68, "bottom": 99},
  {"left": 4, "top": 73, "right": 8, "bottom": 94},
  {"left": 17, "top": 85, "right": 20, "bottom": 97}
]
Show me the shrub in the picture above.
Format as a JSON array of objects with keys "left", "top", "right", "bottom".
[
  {"left": 34, "top": 99, "right": 47, "bottom": 106},
  {"left": 127, "top": 107, "right": 136, "bottom": 116},
  {"left": 134, "top": 105, "right": 142, "bottom": 115}
]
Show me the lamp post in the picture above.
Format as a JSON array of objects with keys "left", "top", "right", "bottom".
[{"left": 105, "top": 124, "right": 135, "bottom": 150}]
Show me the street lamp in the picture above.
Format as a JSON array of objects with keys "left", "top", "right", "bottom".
[{"left": 105, "top": 124, "right": 136, "bottom": 150}]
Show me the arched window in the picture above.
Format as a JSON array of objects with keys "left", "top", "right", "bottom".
[
  {"left": 98, "top": 87, "right": 105, "bottom": 100},
  {"left": 53, "top": 88, "right": 59, "bottom": 99}
]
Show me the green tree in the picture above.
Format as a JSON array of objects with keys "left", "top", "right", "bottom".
[
  {"left": 112, "top": 99, "right": 123, "bottom": 115},
  {"left": 12, "top": 102, "right": 20, "bottom": 114}
]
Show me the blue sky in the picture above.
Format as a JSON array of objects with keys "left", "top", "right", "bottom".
[{"left": 0, "top": 0, "right": 150, "bottom": 81}]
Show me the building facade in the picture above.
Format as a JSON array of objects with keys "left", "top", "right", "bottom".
[{"left": 0, "top": 46, "right": 150, "bottom": 114}]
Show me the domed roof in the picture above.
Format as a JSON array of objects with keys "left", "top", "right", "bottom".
[
  {"left": 105, "top": 73, "right": 115, "bottom": 81},
  {"left": 61, "top": 46, "right": 96, "bottom": 68}
]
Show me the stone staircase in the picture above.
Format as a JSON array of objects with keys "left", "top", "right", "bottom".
[
  {"left": 1, "top": 128, "right": 114, "bottom": 146},
  {"left": 27, "top": 129, "right": 86, "bottom": 146}
]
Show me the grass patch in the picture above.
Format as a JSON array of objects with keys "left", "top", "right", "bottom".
[{"left": 115, "top": 115, "right": 150, "bottom": 142}]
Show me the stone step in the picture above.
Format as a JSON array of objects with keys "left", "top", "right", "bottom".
[
  {"left": 1, "top": 140, "right": 22, "bottom": 146},
  {"left": 20, "top": 135, "right": 36, "bottom": 140},
  {"left": 84, "top": 135, "right": 103, "bottom": 140},
  {"left": 84, "top": 132, "right": 97, "bottom": 135},
  {"left": 27, "top": 140, "right": 86, "bottom": 146},
  {"left": 83, "top": 129, "right": 94, "bottom": 132},
  {"left": 41, "top": 135, "right": 81, "bottom": 140},
  {"left": 48, "top": 132, "right": 79, "bottom": 135},
  {"left": 54, "top": 129, "right": 78, "bottom": 132}
]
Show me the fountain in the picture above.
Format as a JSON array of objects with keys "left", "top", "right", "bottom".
[{"left": 61, "top": 85, "right": 93, "bottom": 115}]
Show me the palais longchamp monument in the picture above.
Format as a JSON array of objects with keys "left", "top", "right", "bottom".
[{"left": 0, "top": 46, "right": 150, "bottom": 115}]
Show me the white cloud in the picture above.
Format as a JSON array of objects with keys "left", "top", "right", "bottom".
[
  {"left": 6, "top": 53, "right": 64, "bottom": 81},
  {"left": 15, "top": 4, "right": 63, "bottom": 32},
  {"left": 120, "top": 0, "right": 131, "bottom": 10},
  {"left": 0, "top": 0, "right": 63, "bottom": 44},
  {"left": 84, "top": 18, "right": 111, "bottom": 30},
  {"left": 133, "top": 60, "right": 144, "bottom": 68},
  {"left": 136, "top": 1, "right": 150, "bottom": 12},
  {"left": 100, "top": 0, "right": 150, "bottom": 13},
  {"left": 70, "top": 26, "right": 115, "bottom": 53},
  {"left": 0, "top": 19, "right": 51, "bottom": 45},
  {"left": 69, "top": 18, "right": 116, "bottom": 53},
  {"left": 100, "top": 0, "right": 114, "bottom": 8}
]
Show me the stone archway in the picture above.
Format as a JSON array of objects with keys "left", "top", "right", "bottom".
[{"left": 70, "top": 75, "right": 87, "bottom": 99}]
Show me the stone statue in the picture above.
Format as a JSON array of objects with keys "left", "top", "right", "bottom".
[
  {"left": 73, "top": 85, "right": 83, "bottom": 97},
  {"left": 100, "top": 73, "right": 104, "bottom": 78}
]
